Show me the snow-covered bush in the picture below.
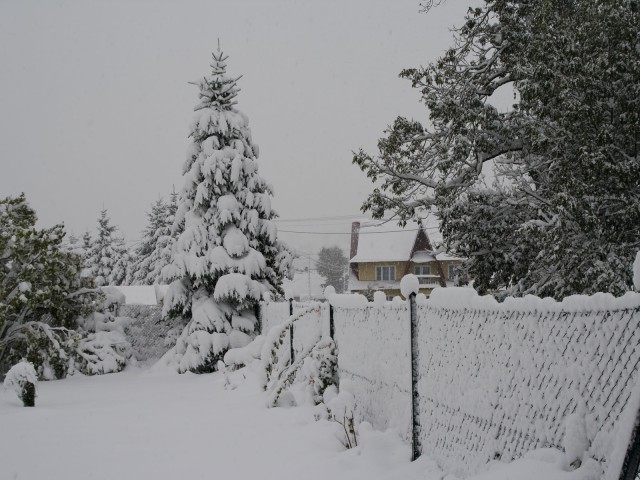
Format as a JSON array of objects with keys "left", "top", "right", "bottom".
[
  {"left": 73, "top": 309, "right": 132, "bottom": 375},
  {"left": 73, "top": 291, "right": 133, "bottom": 376},
  {"left": 6, "top": 322, "right": 74, "bottom": 380},
  {"left": 223, "top": 335, "right": 265, "bottom": 371},
  {"left": 4, "top": 360, "right": 38, "bottom": 407},
  {"left": 324, "top": 383, "right": 358, "bottom": 449},
  {"left": 260, "top": 304, "right": 336, "bottom": 407}
]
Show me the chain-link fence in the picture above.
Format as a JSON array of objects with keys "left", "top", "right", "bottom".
[
  {"left": 259, "top": 293, "right": 640, "bottom": 479},
  {"left": 118, "top": 305, "right": 181, "bottom": 363}
]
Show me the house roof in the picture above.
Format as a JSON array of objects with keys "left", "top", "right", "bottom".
[
  {"left": 350, "top": 220, "right": 461, "bottom": 264},
  {"left": 349, "top": 221, "right": 421, "bottom": 263}
]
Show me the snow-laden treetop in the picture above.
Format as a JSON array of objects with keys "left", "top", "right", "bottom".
[{"left": 191, "top": 50, "right": 241, "bottom": 112}]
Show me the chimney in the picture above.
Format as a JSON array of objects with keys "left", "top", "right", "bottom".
[
  {"left": 350, "top": 221, "right": 360, "bottom": 279},
  {"left": 350, "top": 221, "right": 360, "bottom": 259}
]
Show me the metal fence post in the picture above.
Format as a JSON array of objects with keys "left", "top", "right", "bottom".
[
  {"left": 619, "top": 409, "right": 640, "bottom": 480},
  {"left": 289, "top": 298, "right": 294, "bottom": 364},
  {"left": 409, "top": 292, "right": 420, "bottom": 461},
  {"left": 329, "top": 303, "right": 335, "bottom": 340}
]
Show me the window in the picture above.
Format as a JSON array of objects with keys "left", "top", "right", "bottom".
[
  {"left": 448, "top": 265, "right": 457, "bottom": 280},
  {"left": 375, "top": 265, "right": 395, "bottom": 281},
  {"left": 414, "top": 265, "right": 431, "bottom": 276}
]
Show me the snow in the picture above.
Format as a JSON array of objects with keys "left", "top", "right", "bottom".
[
  {"left": 373, "top": 290, "right": 386, "bottom": 305},
  {"left": 111, "top": 286, "right": 160, "bottom": 305},
  {"left": 0, "top": 364, "right": 601, "bottom": 480},
  {"left": 400, "top": 273, "right": 419, "bottom": 298},
  {"left": 213, "top": 272, "right": 263, "bottom": 304},
  {"left": 349, "top": 221, "right": 420, "bottom": 263},
  {"left": 327, "top": 293, "right": 368, "bottom": 308},
  {"left": 100, "top": 285, "right": 126, "bottom": 307},
  {"left": 3, "top": 361, "right": 37, "bottom": 399},
  {"left": 282, "top": 270, "right": 326, "bottom": 300},
  {"left": 428, "top": 286, "right": 640, "bottom": 312}
]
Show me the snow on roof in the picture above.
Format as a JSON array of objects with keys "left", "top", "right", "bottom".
[
  {"left": 349, "top": 221, "right": 420, "bottom": 263},
  {"left": 411, "top": 250, "right": 436, "bottom": 263},
  {"left": 111, "top": 286, "right": 163, "bottom": 305},
  {"left": 348, "top": 219, "right": 462, "bottom": 264}
]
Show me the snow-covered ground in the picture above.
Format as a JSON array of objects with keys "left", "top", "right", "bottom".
[{"left": 0, "top": 363, "right": 599, "bottom": 480}]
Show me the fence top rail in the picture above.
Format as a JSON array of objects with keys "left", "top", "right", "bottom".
[{"left": 424, "top": 288, "right": 640, "bottom": 314}]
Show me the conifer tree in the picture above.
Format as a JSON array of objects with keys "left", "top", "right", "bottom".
[
  {"left": 161, "top": 48, "right": 293, "bottom": 373},
  {"left": 109, "top": 235, "right": 131, "bottom": 286},
  {"left": 86, "top": 210, "right": 119, "bottom": 287},
  {"left": 130, "top": 199, "right": 169, "bottom": 285},
  {"left": 81, "top": 231, "right": 92, "bottom": 262}
]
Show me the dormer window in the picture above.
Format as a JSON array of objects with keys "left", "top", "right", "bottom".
[
  {"left": 415, "top": 265, "right": 431, "bottom": 276},
  {"left": 376, "top": 265, "right": 396, "bottom": 281}
]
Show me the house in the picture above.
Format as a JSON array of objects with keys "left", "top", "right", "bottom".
[{"left": 348, "top": 221, "right": 464, "bottom": 299}]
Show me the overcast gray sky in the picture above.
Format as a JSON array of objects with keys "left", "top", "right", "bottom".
[{"left": 0, "top": 0, "right": 472, "bottom": 253}]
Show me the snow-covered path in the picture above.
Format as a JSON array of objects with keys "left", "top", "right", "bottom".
[{"left": 0, "top": 366, "right": 422, "bottom": 480}]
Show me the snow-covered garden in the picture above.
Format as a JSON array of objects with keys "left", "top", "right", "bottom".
[{"left": 0, "top": 361, "right": 603, "bottom": 480}]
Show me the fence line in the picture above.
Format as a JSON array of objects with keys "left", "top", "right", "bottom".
[{"left": 258, "top": 290, "right": 640, "bottom": 479}]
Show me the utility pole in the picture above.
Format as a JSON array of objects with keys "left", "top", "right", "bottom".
[{"left": 308, "top": 255, "right": 311, "bottom": 300}]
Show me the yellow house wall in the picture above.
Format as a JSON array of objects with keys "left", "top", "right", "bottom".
[
  {"left": 358, "top": 261, "right": 408, "bottom": 281},
  {"left": 357, "top": 260, "right": 463, "bottom": 282}
]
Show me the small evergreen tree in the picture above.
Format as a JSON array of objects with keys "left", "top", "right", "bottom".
[
  {"left": 86, "top": 210, "right": 119, "bottom": 287},
  {"left": 161, "top": 48, "right": 293, "bottom": 373},
  {"left": 109, "top": 235, "right": 132, "bottom": 286},
  {"left": 131, "top": 199, "right": 170, "bottom": 285},
  {"left": 82, "top": 231, "right": 92, "bottom": 255}
]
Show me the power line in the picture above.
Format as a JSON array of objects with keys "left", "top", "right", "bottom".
[
  {"left": 275, "top": 214, "right": 363, "bottom": 223},
  {"left": 279, "top": 227, "right": 440, "bottom": 235}
]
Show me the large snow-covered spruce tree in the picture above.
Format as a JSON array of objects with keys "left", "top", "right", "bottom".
[{"left": 161, "top": 49, "right": 293, "bottom": 373}]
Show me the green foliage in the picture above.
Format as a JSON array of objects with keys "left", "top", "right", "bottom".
[
  {"left": 316, "top": 247, "right": 348, "bottom": 294},
  {"left": 7, "top": 323, "right": 74, "bottom": 380},
  {"left": 86, "top": 209, "right": 128, "bottom": 286},
  {"left": 0, "top": 194, "right": 95, "bottom": 370},
  {"left": 21, "top": 381, "right": 36, "bottom": 407},
  {"left": 354, "top": 1, "right": 640, "bottom": 299}
]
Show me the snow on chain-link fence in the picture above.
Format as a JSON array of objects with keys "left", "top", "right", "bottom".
[
  {"left": 258, "top": 290, "right": 640, "bottom": 480},
  {"left": 117, "top": 305, "right": 180, "bottom": 363}
]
